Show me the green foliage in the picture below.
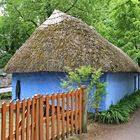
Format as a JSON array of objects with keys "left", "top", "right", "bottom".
[
  {"left": 0, "top": 0, "right": 79, "bottom": 67},
  {"left": 0, "top": 0, "right": 140, "bottom": 68},
  {"left": 0, "top": 92, "right": 12, "bottom": 99},
  {"left": 0, "top": 0, "right": 55, "bottom": 55},
  {"left": 108, "top": 0, "right": 140, "bottom": 65},
  {"left": 98, "top": 91, "right": 140, "bottom": 124},
  {"left": 61, "top": 66, "right": 106, "bottom": 117},
  {"left": 61, "top": 66, "right": 92, "bottom": 90},
  {"left": 0, "top": 52, "right": 12, "bottom": 68},
  {"left": 87, "top": 69, "right": 107, "bottom": 116},
  {"left": 70, "top": 0, "right": 140, "bottom": 65}
]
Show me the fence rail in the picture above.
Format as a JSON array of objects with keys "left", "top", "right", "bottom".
[{"left": 0, "top": 87, "right": 87, "bottom": 140}]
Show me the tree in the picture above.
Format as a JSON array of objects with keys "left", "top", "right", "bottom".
[
  {"left": 107, "top": 0, "right": 140, "bottom": 65},
  {"left": 0, "top": 0, "right": 79, "bottom": 67},
  {"left": 0, "top": 0, "right": 53, "bottom": 54},
  {"left": 0, "top": 0, "right": 140, "bottom": 68}
]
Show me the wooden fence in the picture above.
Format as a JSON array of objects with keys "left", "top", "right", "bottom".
[{"left": 0, "top": 87, "right": 87, "bottom": 140}]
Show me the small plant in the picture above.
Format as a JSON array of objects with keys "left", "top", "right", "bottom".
[
  {"left": 61, "top": 65, "right": 106, "bottom": 120},
  {"left": 98, "top": 91, "right": 140, "bottom": 124}
]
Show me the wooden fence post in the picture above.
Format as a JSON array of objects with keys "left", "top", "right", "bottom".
[
  {"left": 39, "top": 95, "right": 44, "bottom": 140},
  {"left": 1, "top": 103, "right": 6, "bottom": 140},
  {"left": 81, "top": 85, "right": 88, "bottom": 133},
  {"left": 35, "top": 96, "right": 39, "bottom": 140}
]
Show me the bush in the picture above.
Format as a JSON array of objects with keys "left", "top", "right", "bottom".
[
  {"left": 0, "top": 92, "right": 12, "bottom": 99},
  {"left": 0, "top": 53, "right": 12, "bottom": 68},
  {"left": 61, "top": 66, "right": 106, "bottom": 121},
  {"left": 98, "top": 91, "right": 140, "bottom": 124}
]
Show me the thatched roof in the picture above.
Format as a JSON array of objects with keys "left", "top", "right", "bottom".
[{"left": 5, "top": 10, "right": 140, "bottom": 73}]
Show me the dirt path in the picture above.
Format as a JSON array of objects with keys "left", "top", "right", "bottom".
[{"left": 69, "top": 108, "right": 140, "bottom": 140}]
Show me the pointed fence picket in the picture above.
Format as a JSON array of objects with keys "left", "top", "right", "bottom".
[{"left": 0, "top": 87, "right": 87, "bottom": 140}]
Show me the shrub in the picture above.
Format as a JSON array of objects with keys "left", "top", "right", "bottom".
[
  {"left": 61, "top": 66, "right": 106, "bottom": 120},
  {"left": 0, "top": 53, "right": 12, "bottom": 68},
  {"left": 98, "top": 91, "right": 140, "bottom": 124},
  {"left": 0, "top": 92, "right": 12, "bottom": 99}
]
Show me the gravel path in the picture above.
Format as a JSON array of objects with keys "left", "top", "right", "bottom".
[
  {"left": 69, "top": 108, "right": 140, "bottom": 140},
  {"left": 97, "top": 108, "right": 140, "bottom": 140}
]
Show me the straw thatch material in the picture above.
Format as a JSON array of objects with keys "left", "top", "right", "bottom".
[{"left": 5, "top": 10, "right": 140, "bottom": 73}]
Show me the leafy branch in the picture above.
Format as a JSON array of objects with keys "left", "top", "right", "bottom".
[{"left": 61, "top": 66, "right": 107, "bottom": 121}]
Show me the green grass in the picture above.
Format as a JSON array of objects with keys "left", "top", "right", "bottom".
[{"left": 98, "top": 90, "right": 140, "bottom": 124}]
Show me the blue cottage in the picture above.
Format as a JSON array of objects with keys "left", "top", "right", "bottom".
[{"left": 5, "top": 10, "right": 140, "bottom": 111}]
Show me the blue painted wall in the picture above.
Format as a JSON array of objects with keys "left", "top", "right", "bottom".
[
  {"left": 12, "top": 72, "right": 107, "bottom": 111},
  {"left": 12, "top": 72, "right": 139, "bottom": 111},
  {"left": 105, "top": 73, "right": 138, "bottom": 110},
  {"left": 12, "top": 72, "right": 67, "bottom": 100},
  {"left": 87, "top": 74, "right": 107, "bottom": 112}
]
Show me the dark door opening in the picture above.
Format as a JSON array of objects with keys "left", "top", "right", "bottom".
[{"left": 16, "top": 80, "right": 21, "bottom": 100}]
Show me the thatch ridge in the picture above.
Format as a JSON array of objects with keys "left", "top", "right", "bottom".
[{"left": 5, "top": 10, "right": 140, "bottom": 73}]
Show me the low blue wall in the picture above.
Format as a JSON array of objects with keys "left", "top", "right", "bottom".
[{"left": 105, "top": 73, "right": 137, "bottom": 110}]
